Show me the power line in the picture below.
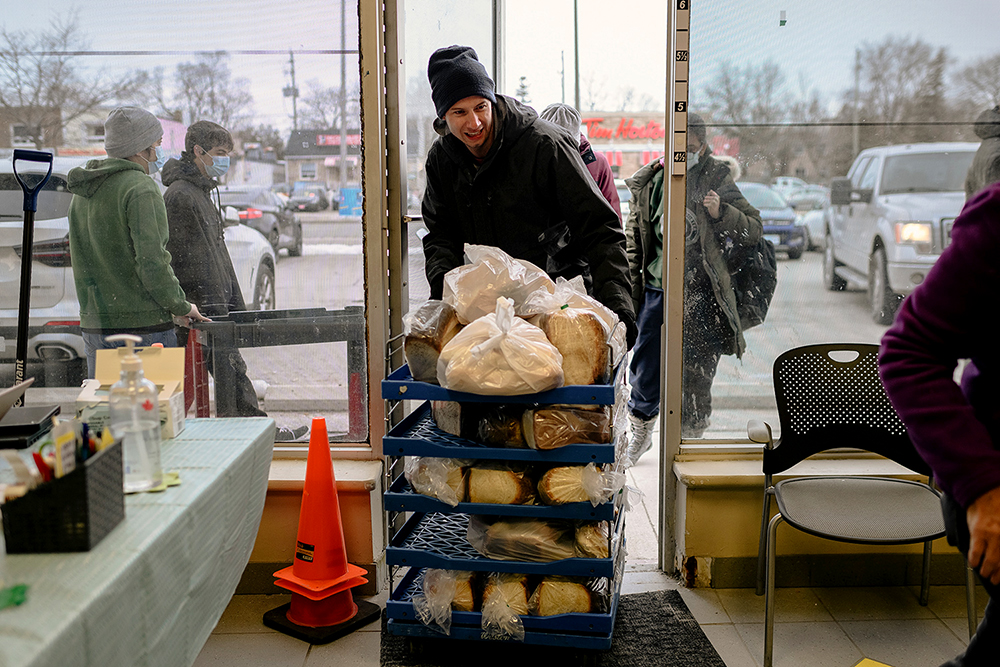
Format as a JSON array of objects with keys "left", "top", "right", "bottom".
[{"left": 21, "top": 49, "right": 359, "bottom": 57}]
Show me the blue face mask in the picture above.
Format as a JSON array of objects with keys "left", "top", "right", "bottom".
[
  {"left": 142, "top": 146, "right": 167, "bottom": 175},
  {"left": 687, "top": 150, "right": 700, "bottom": 169},
  {"left": 200, "top": 148, "right": 230, "bottom": 178}
]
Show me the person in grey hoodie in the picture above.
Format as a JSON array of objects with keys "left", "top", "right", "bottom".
[{"left": 965, "top": 105, "right": 1000, "bottom": 199}]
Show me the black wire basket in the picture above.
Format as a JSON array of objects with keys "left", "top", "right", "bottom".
[{"left": 2, "top": 440, "right": 125, "bottom": 553}]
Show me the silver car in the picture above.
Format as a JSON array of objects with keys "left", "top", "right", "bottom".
[{"left": 0, "top": 153, "right": 276, "bottom": 385}]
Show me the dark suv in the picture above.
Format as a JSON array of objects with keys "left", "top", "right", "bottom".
[
  {"left": 219, "top": 185, "right": 303, "bottom": 255},
  {"left": 288, "top": 183, "right": 332, "bottom": 212}
]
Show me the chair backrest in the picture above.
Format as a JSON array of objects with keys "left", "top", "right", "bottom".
[{"left": 763, "top": 343, "right": 930, "bottom": 476}]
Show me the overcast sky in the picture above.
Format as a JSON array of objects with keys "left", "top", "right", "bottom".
[{"left": 4, "top": 0, "right": 1000, "bottom": 133}]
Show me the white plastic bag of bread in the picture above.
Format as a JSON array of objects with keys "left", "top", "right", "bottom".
[
  {"left": 537, "top": 463, "right": 626, "bottom": 507},
  {"left": 467, "top": 516, "right": 577, "bottom": 562},
  {"left": 528, "top": 576, "right": 601, "bottom": 616},
  {"left": 533, "top": 306, "right": 611, "bottom": 385},
  {"left": 575, "top": 521, "right": 610, "bottom": 559},
  {"left": 466, "top": 462, "right": 537, "bottom": 505},
  {"left": 404, "top": 456, "right": 470, "bottom": 506},
  {"left": 403, "top": 300, "right": 463, "bottom": 383},
  {"left": 522, "top": 404, "right": 612, "bottom": 450},
  {"left": 442, "top": 244, "right": 555, "bottom": 324},
  {"left": 522, "top": 275, "right": 627, "bottom": 370},
  {"left": 412, "top": 568, "right": 464, "bottom": 635},
  {"left": 480, "top": 572, "right": 527, "bottom": 641},
  {"left": 437, "top": 297, "right": 564, "bottom": 395}
]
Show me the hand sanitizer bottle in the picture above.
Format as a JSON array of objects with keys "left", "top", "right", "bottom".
[{"left": 106, "top": 334, "right": 163, "bottom": 492}]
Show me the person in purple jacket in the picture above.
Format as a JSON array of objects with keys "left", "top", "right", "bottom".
[
  {"left": 880, "top": 180, "right": 1000, "bottom": 667},
  {"left": 540, "top": 103, "right": 622, "bottom": 223}
]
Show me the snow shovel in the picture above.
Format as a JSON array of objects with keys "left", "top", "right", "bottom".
[{"left": 11, "top": 149, "right": 53, "bottom": 406}]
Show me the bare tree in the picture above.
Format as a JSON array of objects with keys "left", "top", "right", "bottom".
[
  {"left": 954, "top": 53, "right": 1000, "bottom": 109},
  {"left": 580, "top": 71, "right": 609, "bottom": 112},
  {"left": 172, "top": 52, "right": 253, "bottom": 131},
  {"left": 0, "top": 14, "right": 147, "bottom": 149},
  {"left": 515, "top": 76, "right": 531, "bottom": 104},
  {"left": 297, "top": 80, "right": 360, "bottom": 130},
  {"left": 857, "top": 35, "right": 940, "bottom": 145}
]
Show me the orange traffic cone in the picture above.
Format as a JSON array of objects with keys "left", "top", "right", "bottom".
[{"left": 263, "top": 417, "right": 381, "bottom": 643}]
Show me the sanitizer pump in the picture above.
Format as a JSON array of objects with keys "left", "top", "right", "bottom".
[{"left": 106, "top": 334, "right": 163, "bottom": 492}]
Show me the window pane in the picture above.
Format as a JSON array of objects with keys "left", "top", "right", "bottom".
[
  {"left": 0, "top": 1, "right": 366, "bottom": 444},
  {"left": 680, "top": 1, "right": 999, "bottom": 440}
]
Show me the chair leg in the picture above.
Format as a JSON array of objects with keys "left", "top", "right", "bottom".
[
  {"left": 967, "top": 564, "right": 978, "bottom": 639},
  {"left": 756, "top": 493, "right": 772, "bottom": 596},
  {"left": 919, "top": 539, "right": 932, "bottom": 606},
  {"left": 764, "top": 513, "right": 783, "bottom": 667}
]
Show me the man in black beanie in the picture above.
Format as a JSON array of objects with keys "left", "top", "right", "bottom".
[{"left": 420, "top": 45, "right": 637, "bottom": 348}]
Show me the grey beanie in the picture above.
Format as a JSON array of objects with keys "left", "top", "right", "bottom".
[
  {"left": 687, "top": 113, "right": 707, "bottom": 143},
  {"left": 540, "top": 103, "right": 582, "bottom": 136},
  {"left": 427, "top": 45, "right": 496, "bottom": 119},
  {"left": 104, "top": 106, "right": 163, "bottom": 158}
]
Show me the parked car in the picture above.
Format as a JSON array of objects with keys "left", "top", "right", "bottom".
[
  {"left": 770, "top": 175, "right": 809, "bottom": 199},
  {"left": 824, "top": 142, "right": 977, "bottom": 324},
  {"left": 799, "top": 198, "right": 831, "bottom": 252},
  {"left": 0, "top": 154, "right": 276, "bottom": 386},
  {"left": 737, "top": 182, "right": 806, "bottom": 259},
  {"left": 784, "top": 184, "right": 830, "bottom": 214},
  {"left": 288, "top": 182, "right": 332, "bottom": 212},
  {"left": 218, "top": 185, "right": 302, "bottom": 256},
  {"left": 615, "top": 177, "right": 631, "bottom": 222}
]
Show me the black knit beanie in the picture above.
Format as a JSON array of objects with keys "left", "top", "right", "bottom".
[
  {"left": 688, "top": 113, "right": 707, "bottom": 143},
  {"left": 427, "top": 45, "right": 496, "bottom": 119}
]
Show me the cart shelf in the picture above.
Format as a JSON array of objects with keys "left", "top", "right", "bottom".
[
  {"left": 386, "top": 474, "right": 617, "bottom": 521},
  {"left": 382, "top": 364, "right": 616, "bottom": 405},
  {"left": 384, "top": 402, "right": 617, "bottom": 464},
  {"left": 387, "top": 512, "right": 618, "bottom": 578}
]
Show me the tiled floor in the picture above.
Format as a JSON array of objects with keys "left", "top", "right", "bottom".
[{"left": 194, "top": 420, "right": 986, "bottom": 667}]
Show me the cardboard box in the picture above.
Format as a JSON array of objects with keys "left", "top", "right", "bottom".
[{"left": 76, "top": 346, "right": 186, "bottom": 439}]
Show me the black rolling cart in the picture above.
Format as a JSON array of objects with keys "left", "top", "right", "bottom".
[{"left": 381, "top": 364, "right": 629, "bottom": 660}]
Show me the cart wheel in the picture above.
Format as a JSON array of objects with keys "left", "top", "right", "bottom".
[{"left": 406, "top": 637, "right": 427, "bottom": 657}]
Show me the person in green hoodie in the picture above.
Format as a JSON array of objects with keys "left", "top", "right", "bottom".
[{"left": 67, "top": 106, "right": 207, "bottom": 377}]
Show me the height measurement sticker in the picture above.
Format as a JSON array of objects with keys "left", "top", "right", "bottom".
[{"left": 673, "top": 0, "right": 690, "bottom": 175}]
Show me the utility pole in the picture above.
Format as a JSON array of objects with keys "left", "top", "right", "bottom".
[
  {"left": 573, "top": 0, "right": 580, "bottom": 111},
  {"left": 339, "top": 0, "right": 348, "bottom": 194},
  {"left": 852, "top": 47, "right": 860, "bottom": 158},
  {"left": 560, "top": 50, "right": 565, "bottom": 104},
  {"left": 283, "top": 50, "right": 299, "bottom": 131}
]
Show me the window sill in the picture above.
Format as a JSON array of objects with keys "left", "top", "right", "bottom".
[
  {"left": 268, "top": 458, "right": 382, "bottom": 492},
  {"left": 673, "top": 456, "right": 925, "bottom": 489}
]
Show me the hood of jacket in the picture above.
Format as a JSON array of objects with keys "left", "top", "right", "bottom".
[
  {"left": 974, "top": 106, "right": 1000, "bottom": 140},
  {"left": 432, "top": 95, "right": 537, "bottom": 165},
  {"left": 67, "top": 157, "right": 146, "bottom": 198},
  {"left": 161, "top": 155, "right": 217, "bottom": 192}
]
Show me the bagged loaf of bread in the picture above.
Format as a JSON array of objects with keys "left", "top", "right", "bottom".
[
  {"left": 403, "top": 300, "right": 463, "bottom": 383},
  {"left": 437, "top": 297, "right": 564, "bottom": 395},
  {"left": 528, "top": 576, "right": 596, "bottom": 616},
  {"left": 413, "top": 568, "right": 474, "bottom": 635},
  {"left": 522, "top": 405, "right": 612, "bottom": 450},
  {"left": 477, "top": 405, "right": 528, "bottom": 448},
  {"left": 442, "top": 244, "right": 555, "bottom": 324},
  {"left": 480, "top": 571, "right": 528, "bottom": 641},
  {"left": 534, "top": 307, "right": 610, "bottom": 385},
  {"left": 467, "top": 463, "right": 536, "bottom": 505},
  {"left": 431, "top": 401, "right": 485, "bottom": 441},
  {"left": 452, "top": 570, "right": 476, "bottom": 612},
  {"left": 404, "top": 457, "right": 468, "bottom": 506},
  {"left": 575, "top": 521, "right": 610, "bottom": 559},
  {"left": 537, "top": 463, "right": 625, "bottom": 507},
  {"left": 482, "top": 572, "right": 531, "bottom": 616},
  {"left": 467, "top": 516, "right": 577, "bottom": 562}
]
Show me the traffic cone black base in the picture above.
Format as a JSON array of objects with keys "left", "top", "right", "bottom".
[{"left": 263, "top": 598, "right": 381, "bottom": 645}]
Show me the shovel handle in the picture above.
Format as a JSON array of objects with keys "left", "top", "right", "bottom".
[{"left": 12, "top": 149, "right": 54, "bottom": 213}]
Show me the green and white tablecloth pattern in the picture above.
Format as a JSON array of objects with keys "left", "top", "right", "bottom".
[{"left": 0, "top": 417, "right": 275, "bottom": 667}]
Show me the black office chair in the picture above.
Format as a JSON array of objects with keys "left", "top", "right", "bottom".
[{"left": 747, "top": 343, "right": 976, "bottom": 667}]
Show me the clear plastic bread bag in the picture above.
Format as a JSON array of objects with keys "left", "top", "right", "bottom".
[
  {"left": 467, "top": 516, "right": 577, "bottom": 562},
  {"left": 442, "top": 244, "right": 555, "bottom": 324},
  {"left": 538, "top": 463, "right": 625, "bottom": 507},
  {"left": 404, "top": 457, "right": 470, "bottom": 507},
  {"left": 521, "top": 275, "right": 626, "bottom": 369},
  {"left": 411, "top": 568, "right": 459, "bottom": 635},
  {"left": 480, "top": 572, "right": 527, "bottom": 642},
  {"left": 436, "top": 297, "right": 564, "bottom": 395}
]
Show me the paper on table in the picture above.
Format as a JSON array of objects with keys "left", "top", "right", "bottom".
[{"left": 0, "top": 378, "right": 34, "bottom": 421}]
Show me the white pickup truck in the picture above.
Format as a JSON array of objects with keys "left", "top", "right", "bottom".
[{"left": 823, "top": 142, "right": 977, "bottom": 324}]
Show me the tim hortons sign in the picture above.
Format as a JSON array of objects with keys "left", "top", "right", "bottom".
[{"left": 582, "top": 115, "right": 667, "bottom": 142}]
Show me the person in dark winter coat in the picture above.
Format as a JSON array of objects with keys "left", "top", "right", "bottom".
[
  {"left": 880, "top": 181, "right": 1000, "bottom": 667},
  {"left": 539, "top": 103, "right": 622, "bottom": 223},
  {"left": 965, "top": 105, "right": 1000, "bottom": 199},
  {"left": 421, "top": 46, "right": 636, "bottom": 346},
  {"left": 624, "top": 114, "right": 762, "bottom": 462},
  {"left": 163, "top": 121, "right": 306, "bottom": 440}
]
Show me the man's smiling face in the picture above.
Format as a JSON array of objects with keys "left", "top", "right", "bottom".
[{"left": 444, "top": 96, "right": 494, "bottom": 159}]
